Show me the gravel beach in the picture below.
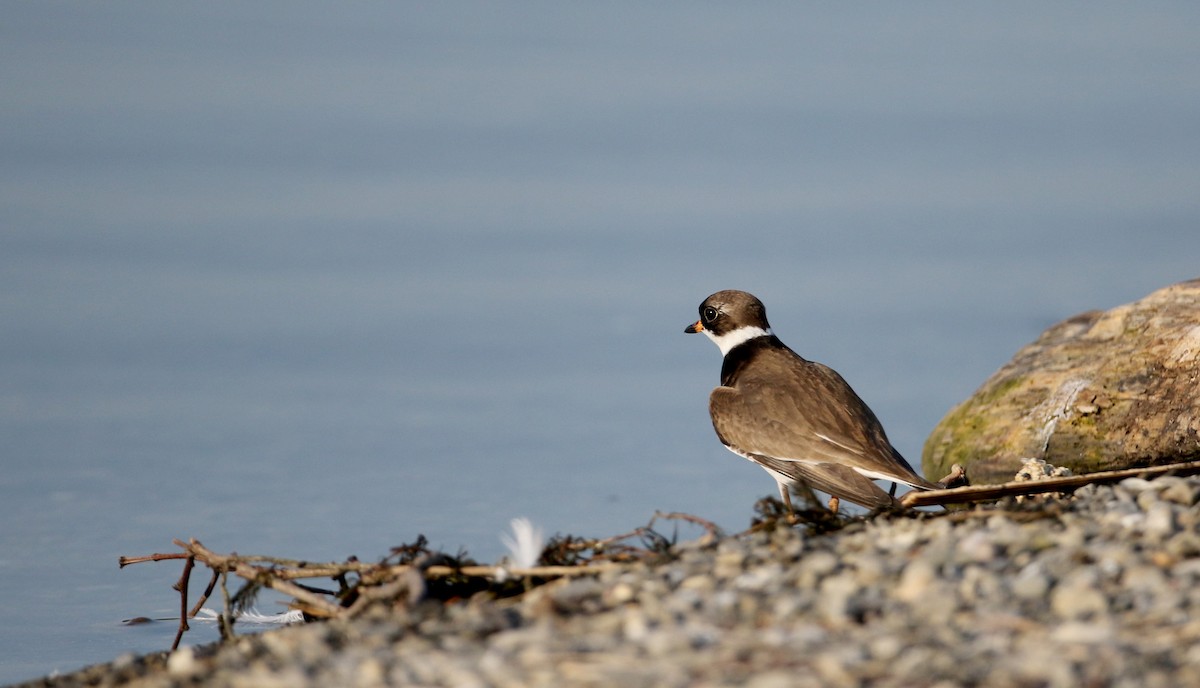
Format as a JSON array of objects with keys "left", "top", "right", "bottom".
[{"left": 18, "top": 474, "right": 1200, "bottom": 687}]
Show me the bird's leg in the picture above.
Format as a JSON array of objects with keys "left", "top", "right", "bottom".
[
  {"left": 827, "top": 495, "right": 840, "bottom": 513},
  {"left": 889, "top": 481, "right": 899, "bottom": 497},
  {"left": 778, "top": 483, "right": 798, "bottom": 524}
]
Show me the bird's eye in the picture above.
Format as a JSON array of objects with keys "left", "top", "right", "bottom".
[{"left": 703, "top": 307, "right": 718, "bottom": 323}]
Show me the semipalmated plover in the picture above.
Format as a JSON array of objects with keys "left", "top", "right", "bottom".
[{"left": 686, "top": 290, "right": 937, "bottom": 512}]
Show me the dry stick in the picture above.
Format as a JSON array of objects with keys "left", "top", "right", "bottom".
[
  {"left": 188, "top": 568, "right": 221, "bottom": 619},
  {"left": 345, "top": 557, "right": 437, "bottom": 618},
  {"left": 431, "top": 564, "right": 617, "bottom": 578},
  {"left": 180, "top": 539, "right": 344, "bottom": 619},
  {"left": 119, "top": 552, "right": 189, "bottom": 567},
  {"left": 169, "top": 538, "right": 379, "bottom": 579},
  {"left": 232, "top": 563, "right": 344, "bottom": 618},
  {"left": 150, "top": 539, "right": 614, "bottom": 586},
  {"left": 217, "top": 570, "right": 233, "bottom": 642},
  {"left": 344, "top": 575, "right": 415, "bottom": 619},
  {"left": 170, "top": 555, "right": 194, "bottom": 651},
  {"left": 652, "top": 511, "right": 724, "bottom": 540},
  {"left": 591, "top": 525, "right": 653, "bottom": 550},
  {"left": 900, "top": 459, "right": 1200, "bottom": 509}
]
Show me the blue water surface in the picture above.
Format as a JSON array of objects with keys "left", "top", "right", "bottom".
[{"left": 3, "top": 3, "right": 1199, "bottom": 683}]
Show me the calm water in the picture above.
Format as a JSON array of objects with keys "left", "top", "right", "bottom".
[{"left": 4, "top": 3, "right": 1200, "bottom": 682}]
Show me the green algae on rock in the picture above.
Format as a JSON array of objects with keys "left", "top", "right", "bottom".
[{"left": 924, "top": 278, "right": 1200, "bottom": 485}]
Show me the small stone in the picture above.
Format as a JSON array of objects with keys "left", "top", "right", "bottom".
[
  {"left": 1051, "top": 621, "right": 1116, "bottom": 644},
  {"left": 1160, "top": 479, "right": 1200, "bottom": 506},
  {"left": 354, "top": 658, "right": 387, "bottom": 687},
  {"left": 678, "top": 574, "right": 714, "bottom": 591},
  {"left": 1011, "top": 561, "right": 1050, "bottom": 601},
  {"left": 551, "top": 578, "right": 606, "bottom": 614},
  {"left": 817, "top": 574, "right": 859, "bottom": 625},
  {"left": 622, "top": 609, "right": 650, "bottom": 642},
  {"left": 166, "top": 646, "right": 197, "bottom": 678},
  {"left": 869, "top": 634, "right": 904, "bottom": 661},
  {"left": 713, "top": 550, "right": 747, "bottom": 578},
  {"left": 1051, "top": 568, "right": 1109, "bottom": 620},
  {"left": 798, "top": 550, "right": 839, "bottom": 587},
  {"left": 895, "top": 559, "right": 937, "bottom": 603},
  {"left": 734, "top": 564, "right": 782, "bottom": 592},
  {"left": 1166, "top": 532, "right": 1200, "bottom": 559},
  {"left": 605, "top": 581, "right": 637, "bottom": 605},
  {"left": 1144, "top": 502, "right": 1179, "bottom": 538},
  {"left": 956, "top": 530, "right": 998, "bottom": 563},
  {"left": 1016, "top": 458, "right": 1073, "bottom": 481},
  {"left": 1121, "top": 477, "right": 1157, "bottom": 493}
]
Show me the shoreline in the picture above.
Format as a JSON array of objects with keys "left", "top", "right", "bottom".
[{"left": 16, "top": 476, "right": 1200, "bottom": 687}]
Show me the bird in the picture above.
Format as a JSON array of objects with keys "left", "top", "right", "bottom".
[{"left": 685, "top": 289, "right": 939, "bottom": 513}]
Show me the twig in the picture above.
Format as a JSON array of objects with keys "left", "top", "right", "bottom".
[
  {"left": 119, "top": 552, "right": 189, "bottom": 567},
  {"left": 652, "top": 511, "right": 724, "bottom": 543},
  {"left": 900, "top": 459, "right": 1200, "bottom": 508},
  {"left": 169, "top": 539, "right": 377, "bottom": 579},
  {"left": 232, "top": 562, "right": 343, "bottom": 618},
  {"left": 188, "top": 569, "right": 220, "bottom": 618},
  {"left": 436, "top": 564, "right": 617, "bottom": 578},
  {"left": 218, "top": 570, "right": 233, "bottom": 642},
  {"left": 169, "top": 555, "right": 194, "bottom": 651},
  {"left": 590, "top": 526, "right": 652, "bottom": 550},
  {"left": 126, "top": 541, "right": 618, "bottom": 584},
  {"left": 179, "top": 539, "right": 344, "bottom": 619}
]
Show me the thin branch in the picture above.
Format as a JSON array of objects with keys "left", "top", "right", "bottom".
[
  {"left": 178, "top": 539, "right": 344, "bottom": 619},
  {"left": 652, "top": 511, "right": 724, "bottom": 543},
  {"left": 120, "top": 552, "right": 189, "bottom": 568},
  {"left": 232, "top": 563, "right": 343, "bottom": 618},
  {"left": 900, "top": 459, "right": 1200, "bottom": 508},
  {"left": 170, "top": 555, "right": 194, "bottom": 651},
  {"left": 218, "top": 571, "right": 233, "bottom": 642},
  {"left": 188, "top": 569, "right": 220, "bottom": 619}
]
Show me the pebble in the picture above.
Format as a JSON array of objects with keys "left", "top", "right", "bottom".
[
  {"left": 164, "top": 647, "right": 196, "bottom": 679},
  {"left": 26, "top": 472, "right": 1200, "bottom": 687}
]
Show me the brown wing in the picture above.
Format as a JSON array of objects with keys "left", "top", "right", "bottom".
[
  {"left": 752, "top": 455, "right": 898, "bottom": 509},
  {"left": 710, "top": 346, "right": 937, "bottom": 490}
]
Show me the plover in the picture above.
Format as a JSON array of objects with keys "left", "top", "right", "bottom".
[{"left": 686, "top": 289, "right": 937, "bottom": 512}]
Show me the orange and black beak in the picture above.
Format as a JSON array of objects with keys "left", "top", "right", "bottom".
[{"left": 684, "top": 320, "right": 704, "bottom": 334}]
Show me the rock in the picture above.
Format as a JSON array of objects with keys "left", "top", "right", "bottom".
[{"left": 924, "top": 278, "right": 1200, "bottom": 484}]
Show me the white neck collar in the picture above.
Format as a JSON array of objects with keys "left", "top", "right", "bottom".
[{"left": 704, "top": 325, "right": 772, "bottom": 357}]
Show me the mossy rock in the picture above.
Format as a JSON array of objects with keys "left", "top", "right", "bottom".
[{"left": 923, "top": 278, "right": 1200, "bottom": 485}]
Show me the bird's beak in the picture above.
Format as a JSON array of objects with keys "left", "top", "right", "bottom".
[{"left": 685, "top": 320, "right": 703, "bottom": 334}]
